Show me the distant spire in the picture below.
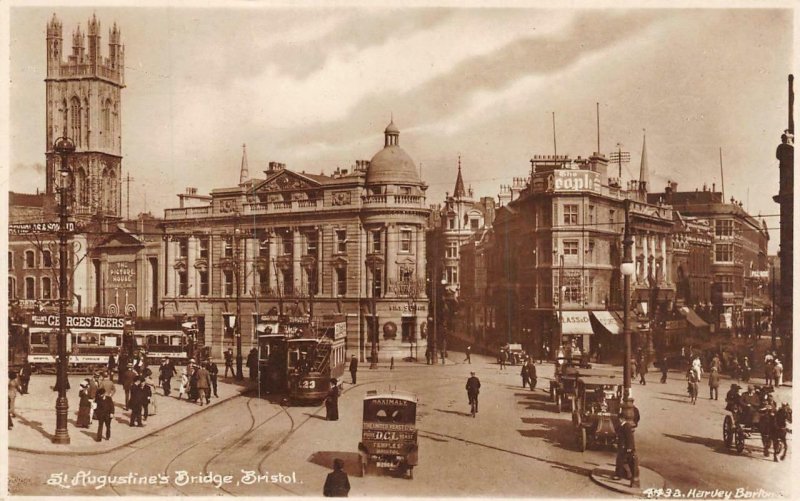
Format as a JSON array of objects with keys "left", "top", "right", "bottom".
[
  {"left": 239, "top": 143, "right": 249, "bottom": 184},
  {"left": 639, "top": 129, "right": 649, "bottom": 192},
  {"left": 454, "top": 154, "right": 467, "bottom": 198}
]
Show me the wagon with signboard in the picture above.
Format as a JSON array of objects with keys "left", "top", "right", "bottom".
[{"left": 358, "top": 390, "right": 419, "bottom": 479}]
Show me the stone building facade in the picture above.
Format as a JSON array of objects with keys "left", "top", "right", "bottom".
[{"left": 159, "top": 122, "right": 430, "bottom": 360}]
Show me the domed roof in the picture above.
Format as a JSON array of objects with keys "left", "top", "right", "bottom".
[{"left": 366, "top": 121, "right": 422, "bottom": 185}]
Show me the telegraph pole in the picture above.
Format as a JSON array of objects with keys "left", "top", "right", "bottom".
[{"left": 124, "top": 173, "right": 134, "bottom": 219}]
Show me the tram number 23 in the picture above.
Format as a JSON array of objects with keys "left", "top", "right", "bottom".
[{"left": 299, "top": 380, "right": 316, "bottom": 389}]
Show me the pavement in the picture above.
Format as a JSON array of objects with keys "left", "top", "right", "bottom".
[{"left": 9, "top": 369, "right": 252, "bottom": 455}]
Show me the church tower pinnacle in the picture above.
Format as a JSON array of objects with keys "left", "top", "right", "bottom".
[
  {"left": 453, "top": 154, "right": 466, "bottom": 199},
  {"left": 639, "top": 129, "right": 649, "bottom": 193},
  {"left": 239, "top": 143, "right": 250, "bottom": 185}
]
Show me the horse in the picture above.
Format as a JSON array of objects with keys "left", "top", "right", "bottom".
[{"left": 761, "top": 403, "right": 792, "bottom": 462}]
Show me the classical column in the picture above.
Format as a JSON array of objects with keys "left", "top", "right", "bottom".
[
  {"left": 661, "top": 235, "right": 668, "bottom": 284},
  {"left": 642, "top": 232, "right": 650, "bottom": 281},
  {"left": 416, "top": 225, "right": 425, "bottom": 285},
  {"left": 650, "top": 235, "right": 657, "bottom": 281},
  {"left": 316, "top": 227, "right": 323, "bottom": 296},
  {"left": 268, "top": 230, "right": 278, "bottom": 293},
  {"left": 187, "top": 236, "right": 197, "bottom": 296},
  {"left": 245, "top": 237, "right": 257, "bottom": 296},
  {"left": 166, "top": 239, "right": 177, "bottom": 297},
  {"left": 293, "top": 228, "right": 303, "bottom": 295}
]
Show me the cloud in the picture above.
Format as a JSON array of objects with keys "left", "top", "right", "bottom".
[{"left": 9, "top": 163, "right": 46, "bottom": 193}]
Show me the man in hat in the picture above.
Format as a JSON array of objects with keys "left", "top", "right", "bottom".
[
  {"left": 325, "top": 379, "right": 340, "bottom": 421},
  {"left": 121, "top": 363, "right": 138, "bottom": 411},
  {"left": 129, "top": 379, "right": 145, "bottom": 427},
  {"left": 349, "top": 355, "right": 358, "bottom": 385},
  {"left": 725, "top": 384, "right": 741, "bottom": 413},
  {"left": 224, "top": 348, "right": 234, "bottom": 378},
  {"left": 323, "top": 458, "right": 350, "bottom": 497},
  {"left": 206, "top": 359, "right": 219, "bottom": 398},
  {"left": 195, "top": 362, "right": 211, "bottom": 405},
  {"left": 464, "top": 346, "right": 472, "bottom": 364},
  {"left": 95, "top": 388, "right": 115, "bottom": 441},
  {"left": 708, "top": 367, "right": 720, "bottom": 400},
  {"left": 466, "top": 371, "right": 481, "bottom": 417},
  {"left": 159, "top": 358, "right": 176, "bottom": 396}
]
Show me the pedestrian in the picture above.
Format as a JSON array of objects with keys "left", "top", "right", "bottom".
[
  {"left": 764, "top": 352, "right": 774, "bottom": 386},
  {"left": 660, "top": 356, "right": 668, "bottom": 383},
  {"left": 141, "top": 378, "right": 153, "bottom": 420},
  {"left": 521, "top": 363, "right": 530, "bottom": 389},
  {"left": 440, "top": 350, "right": 446, "bottom": 365},
  {"left": 195, "top": 363, "right": 211, "bottom": 405},
  {"left": 325, "top": 379, "right": 340, "bottom": 421},
  {"left": 8, "top": 371, "right": 23, "bottom": 418},
  {"left": 741, "top": 357, "right": 751, "bottom": 383},
  {"left": 95, "top": 388, "right": 114, "bottom": 441},
  {"left": 77, "top": 380, "right": 92, "bottom": 428},
  {"left": 121, "top": 364, "right": 137, "bottom": 410},
  {"left": 709, "top": 367, "right": 720, "bottom": 400},
  {"left": 129, "top": 379, "right": 144, "bottom": 427},
  {"left": 464, "top": 346, "right": 472, "bottom": 364},
  {"left": 390, "top": 357, "right": 395, "bottom": 370},
  {"left": 178, "top": 369, "right": 188, "bottom": 399},
  {"left": 18, "top": 361, "right": 31, "bottom": 394},
  {"left": 188, "top": 364, "right": 199, "bottom": 403},
  {"left": 323, "top": 458, "right": 350, "bottom": 497},
  {"left": 773, "top": 359, "right": 784, "bottom": 387},
  {"left": 349, "top": 355, "right": 358, "bottom": 384},
  {"left": 499, "top": 350, "right": 506, "bottom": 370},
  {"left": 207, "top": 359, "right": 219, "bottom": 397},
  {"left": 425, "top": 349, "right": 431, "bottom": 365},
  {"left": 224, "top": 348, "right": 234, "bottom": 378},
  {"left": 638, "top": 357, "right": 648, "bottom": 385},
  {"left": 159, "top": 358, "right": 175, "bottom": 396},
  {"left": 466, "top": 371, "right": 481, "bottom": 417},
  {"left": 614, "top": 405, "right": 640, "bottom": 488},
  {"left": 98, "top": 371, "right": 116, "bottom": 402},
  {"left": 107, "top": 352, "right": 117, "bottom": 382},
  {"left": 527, "top": 360, "right": 537, "bottom": 390},
  {"left": 247, "top": 348, "right": 258, "bottom": 381}
]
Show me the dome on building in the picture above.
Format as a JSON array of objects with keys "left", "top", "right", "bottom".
[{"left": 366, "top": 121, "right": 422, "bottom": 185}]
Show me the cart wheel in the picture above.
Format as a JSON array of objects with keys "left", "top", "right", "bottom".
[
  {"left": 556, "top": 394, "right": 562, "bottom": 413},
  {"left": 735, "top": 427, "right": 746, "bottom": 454},
  {"left": 578, "top": 427, "right": 587, "bottom": 452},
  {"left": 723, "top": 415, "right": 733, "bottom": 448}
]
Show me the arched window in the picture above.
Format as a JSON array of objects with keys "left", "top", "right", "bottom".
[
  {"left": 70, "top": 97, "right": 81, "bottom": 146},
  {"left": 24, "top": 250, "right": 35, "bottom": 268},
  {"left": 41, "top": 277, "right": 52, "bottom": 299},
  {"left": 74, "top": 167, "right": 88, "bottom": 206},
  {"left": 102, "top": 99, "right": 110, "bottom": 147},
  {"left": 61, "top": 99, "right": 68, "bottom": 137},
  {"left": 25, "top": 277, "right": 35, "bottom": 300},
  {"left": 84, "top": 98, "right": 90, "bottom": 147},
  {"left": 103, "top": 167, "right": 117, "bottom": 213}
]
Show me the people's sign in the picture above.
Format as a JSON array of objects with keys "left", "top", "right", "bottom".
[
  {"left": 542, "top": 170, "right": 602, "bottom": 193},
  {"left": 9, "top": 221, "right": 77, "bottom": 235}
]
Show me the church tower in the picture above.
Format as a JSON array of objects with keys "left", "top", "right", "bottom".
[{"left": 45, "top": 13, "right": 125, "bottom": 218}]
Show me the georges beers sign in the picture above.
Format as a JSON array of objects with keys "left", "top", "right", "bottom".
[
  {"left": 30, "top": 314, "right": 126, "bottom": 329},
  {"left": 544, "top": 170, "right": 602, "bottom": 193}
]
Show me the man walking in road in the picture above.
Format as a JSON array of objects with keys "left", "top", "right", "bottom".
[
  {"left": 709, "top": 367, "right": 720, "bottom": 400},
  {"left": 195, "top": 363, "right": 211, "bottom": 405},
  {"left": 349, "top": 355, "right": 358, "bottom": 384},
  {"left": 466, "top": 372, "right": 481, "bottom": 417},
  {"left": 121, "top": 364, "right": 138, "bottom": 410},
  {"left": 521, "top": 363, "right": 530, "bottom": 389},
  {"left": 464, "top": 346, "right": 471, "bottom": 364},
  {"left": 660, "top": 356, "right": 668, "bottom": 383},
  {"left": 224, "top": 348, "right": 234, "bottom": 378},
  {"left": 129, "top": 379, "right": 145, "bottom": 427},
  {"left": 323, "top": 458, "right": 350, "bottom": 497},
  {"left": 207, "top": 359, "right": 219, "bottom": 397},
  {"left": 159, "top": 358, "right": 175, "bottom": 396},
  {"left": 527, "top": 359, "right": 537, "bottom": 390}
]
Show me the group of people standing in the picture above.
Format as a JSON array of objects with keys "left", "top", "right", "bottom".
[{"left": 174, "top": 358, "right": 219, "bottom": 405}]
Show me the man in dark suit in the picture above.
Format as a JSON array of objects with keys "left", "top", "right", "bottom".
[
  {"left": 129, "top": 379, "right": 145, "bottom": 427},
  {"left": 121, "top": 364, "right": 138, "bottom": 410},
  {"left": 323, "top": 458, "right": 350, "bottom": 497},
  {"left": 159, "top": 358, "right": 176, "bottom": 396},
  {"left": 18, "top": 361, "right": 31, "bottom": 394},
  {"left": 195, "top": 363, "right": 211, "bottom": 405},
  {"left": 466, "top": 372, "right": 481, "bottom": 416},
  {"left": 95, "top": 388, "right": 115, "bottom": 441},
  {"left": 206, "top": 360, "right": 219, "bottom": 398},
  {"left": 349, "top": 355, "right": 358, "bottom": 384}
]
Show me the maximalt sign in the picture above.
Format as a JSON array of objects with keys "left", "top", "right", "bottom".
[
  {"left": 9, "top": 222, "right": 77, "bottom": 235},
  {"left": 29, "top": 314, "right": 126, "bottom": 329}
]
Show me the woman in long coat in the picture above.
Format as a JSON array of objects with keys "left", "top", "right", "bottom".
[
  {"left": 76, "top": 381, "right": 92, "bottom": 428},
  {"left": 178, "top": 369, "right": 189, "bottom": 400},
  {"left": 325, "top": 379, "right": 340, "bottom": 421}
]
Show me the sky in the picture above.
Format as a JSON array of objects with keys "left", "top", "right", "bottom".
[{"left": 7, "top": 5, "right": 794, "bottom": 252}]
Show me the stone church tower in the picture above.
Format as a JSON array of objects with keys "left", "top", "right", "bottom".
[{"left": 45, "top": 13, "right": 124, "bottom": 218}]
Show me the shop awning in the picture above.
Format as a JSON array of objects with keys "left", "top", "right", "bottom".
[
  {"left": 679, "top": 307, "right": 709, "bottom": 328},
  {"left": 560, "top": 311, "right": 593, "bottom": 335},
  {"left": 608, "top": 311, "right": 646, "bottom": 334},
  {"left": 589, "top": 310, "right": 622, "bottom": 335}
]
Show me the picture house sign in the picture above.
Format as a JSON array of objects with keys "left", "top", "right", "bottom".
[{"left": 106, "top": 261, "right": 137, "bottom": 316}]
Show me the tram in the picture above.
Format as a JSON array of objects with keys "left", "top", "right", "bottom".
[
  {"left": 255, "top": 314, "right": 347, "bottom": 402},
  {"left": 26, "top": 314, "right": 128, "bottom": 374}
]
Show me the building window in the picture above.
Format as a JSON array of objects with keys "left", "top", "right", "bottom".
[
  {"left": 282, "top": 269, "right": 293, "bottom": 296},
  {"left": 336, "top": 267, "right": 347, "bottom": 296},
  {"left": 306, "top": 232, "right": 318, "bottom": 257},
  {"left": 9, "top": 277, "right": 16, "bottom": 299},
  {"left": 470, "top": 218, "right": 480, "bottom": 230},
  {"left": 258, "top": 270, "right": 268, "bottom": 296},
  {"left": 587, "top": 205, "right": 595, "bottom": 225},
  {"left": 41, "top": 277, "right": 52, "bottom": 299},
  {"left": 223, "top": 237, "right": 234, "bottom": 259},
  {"left": 8, "top": 251, "right": 13, "bottom": 270},
  {"left": 25, "top": 250, "right": 35, "bottom": 269},
  {"left": 563, "top": 240, "right": 579, "bottom": 256},
  {"left": 400, "top": 229, "right": 413, "bottom": 253},
  {"left": 446, "top": 242, "right": 458, "bottom": 259},
  {"left": 223, "top": 270, "right": 234, "bottom": 296},
  {"left": 25, "top": 277, "right": 35, "bottom": 300},
  {"left": 563, "top": 204, "right": 579, "bottom": 225},
  {"left": 587, "top": 240, "right": 595, "bottom": 260},
  {"left": 42, "top": 250, "right": 53, "bottom": 268},
  {"left": 609, "top": 209, "right": 617, "bottom": 232},
  {"left": 371, "top": 230, "right": 382, "bottom": 253},
  {"left": 178, "top": 237, "right": 189, "bottom": 259},
  {"left": 716, "top": 274, "right": 734, "bottom": 293},
  {"left": 199, "top": 237, "right": 209, "bottom": 260},
  {"left": 400, "top": 186, "right": 412, "bottom": 195},
  {"left": 399, "top": 267, "right": 414, "bottom": 285},
  {"left": 372, "top": 269, "right": 383, "bottom": 298},
  {"left": 715, "top": 243, "right": 733, "bottom": 263},
  {"left": 199, "top": 270, "right": 209, "bottom": 296},
  {"left": 178, "top": 271, "right": 188, "bottom": 296},
  {"left": 715, "top": 220, "right": 733, "bottom": 237},
  {"left": 336, "top": 230, "right": 347, "bottom": 254},
  {"left": 446, "top": 266, "right": 458, "bottom": 285},
  {"left": 448, "top": 216, "right": 456, "bottom": 230}
]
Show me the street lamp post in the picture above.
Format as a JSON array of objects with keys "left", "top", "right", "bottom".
[
  {"left": 53, "top": 136, "right": 75, "bottom": 445},
  {"left": 618, "top": 198, "right": 640, "bottom": 487}
]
